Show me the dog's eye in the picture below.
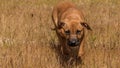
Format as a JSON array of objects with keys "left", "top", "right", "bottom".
[
  {"left": 76, "top": 30, "right": 81, "bottom": 34},
  {"left": 65, "top": 30, "right": 70, "bottom": 35}
]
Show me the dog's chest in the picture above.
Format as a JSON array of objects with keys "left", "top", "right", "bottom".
[{"left": 69, "top": 46, "right": 79, "bottom": 57}]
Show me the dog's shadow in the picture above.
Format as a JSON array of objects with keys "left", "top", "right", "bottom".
[{"left": 50, "top": 40, "right": 82, "bottom": 67}]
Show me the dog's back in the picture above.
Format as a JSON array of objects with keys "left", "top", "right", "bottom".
[
  {"left": 52, "top": 1, "right": 77, "bottom": 28},
  {"left": 54, "top": 1, "right": 76, "bottom": 13}
]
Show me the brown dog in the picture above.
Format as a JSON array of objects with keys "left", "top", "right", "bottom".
[{"left": 52, "top": 1, "right": 92, "bottom": 59}]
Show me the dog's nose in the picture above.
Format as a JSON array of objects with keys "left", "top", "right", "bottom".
[
  {"left": 68, "top": 39, "right": 78, "bottom": 47},
  {"left": 71, "top": 40, "right": 76, "bottom": 45}
]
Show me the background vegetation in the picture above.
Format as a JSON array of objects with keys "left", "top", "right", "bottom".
[{"left": 0, "top": 0, "right": 120, "bottom": 68}]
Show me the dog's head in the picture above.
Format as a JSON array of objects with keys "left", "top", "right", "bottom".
[{"left": 57, "top": 19, "right": 92, "bottom": 47}]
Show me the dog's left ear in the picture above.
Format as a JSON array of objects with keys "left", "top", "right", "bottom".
[{"left": 81, "top": 22, "right": 92, "bottom": 31}]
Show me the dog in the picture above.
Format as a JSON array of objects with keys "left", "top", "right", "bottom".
[{"left": 52, "top": 1, "right": 92, "bottom": 60}]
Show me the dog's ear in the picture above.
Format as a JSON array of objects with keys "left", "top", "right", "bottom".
[
  {"left": 81, "top": 22, "right": 92, "bottom": 31},
  {"left": 58, "top": 22, "right": 65, "bottom": 29}
]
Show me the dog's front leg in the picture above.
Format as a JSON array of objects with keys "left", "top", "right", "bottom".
[
  {"left": 78, "top": 39, "right": 84, "bottom": 58},
  {"left": 59, "top": 39, "right": 70, "bottom": 55},
  {"left": 62, "top": 44, "right": 71, "bottom": 55}
]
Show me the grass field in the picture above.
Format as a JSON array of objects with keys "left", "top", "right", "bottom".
[{"left": 0, "top": 0, "right": 120, "bottom": 68}]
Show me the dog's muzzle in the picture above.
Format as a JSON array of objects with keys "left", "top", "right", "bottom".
[{"left": 67, "top": 38, "right": 79, "bottom": 47}]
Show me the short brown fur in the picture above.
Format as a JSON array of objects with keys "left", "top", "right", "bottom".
[{"left": 52, "top": 1, "right": 92, "bottom": 60}]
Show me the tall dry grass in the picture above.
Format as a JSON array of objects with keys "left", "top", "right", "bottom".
[{"left": 0, "top": 0, "right": 120, "bottom": 68}]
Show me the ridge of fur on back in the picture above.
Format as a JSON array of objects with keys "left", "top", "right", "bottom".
[
  {"left": 52, "top": 1, "right": 85, "bottom": 29},
  {"left": 52, "top": 1, "right": 76, "bottom": 28}
]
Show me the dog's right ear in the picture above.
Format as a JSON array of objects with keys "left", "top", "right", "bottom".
[{"left": 58, "top": 22, "right": 65, "bottom": 29}]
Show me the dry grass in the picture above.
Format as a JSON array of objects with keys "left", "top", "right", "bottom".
[{"left": 0, "top": 0, "right": 120, "bottom": 68}]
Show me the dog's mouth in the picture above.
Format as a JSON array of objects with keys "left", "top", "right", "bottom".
[{"left": 67, "top": 40, "right": 80, "bottom": 47}]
